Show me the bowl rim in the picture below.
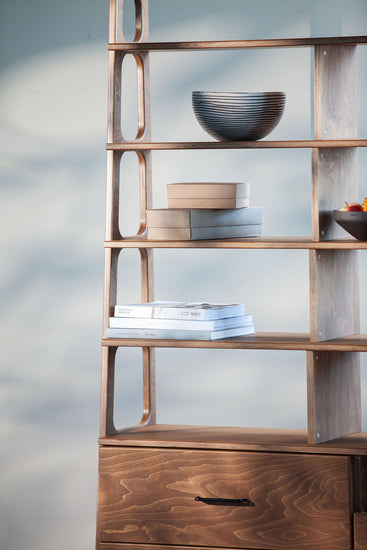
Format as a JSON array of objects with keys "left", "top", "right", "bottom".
[
  {"left": 333, "top": 209, "right": 367, "bottom": 217},
  {"left": 193, "top": 90, "right": 286, "bottom": 95}
]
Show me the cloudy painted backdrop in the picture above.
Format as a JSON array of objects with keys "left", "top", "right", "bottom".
[{"left": 1, "top": 1, "right": 367, "bottom": 549}]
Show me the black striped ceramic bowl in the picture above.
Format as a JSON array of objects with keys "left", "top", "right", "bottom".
[{"left": 192, "top": 91, "right": 286, "bottom": 141}]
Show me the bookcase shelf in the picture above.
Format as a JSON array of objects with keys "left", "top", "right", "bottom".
[
  {"left": 96, "top": 2, "right": 367, "bottom": 549},
  {"left": 107, "top": 139, "right": 367, "bottom": 150},
  {"left": 102, "top": 333, "right": 367, "bottom": 351},
  {"left": 105, "top": 237, "right": 367, "bottom": 249},
  {"left": 99, "top": 425, "right": 367, "bottom": 456},
  {"left": 108, "top": 35, "right": 367, "bottom": 51}
]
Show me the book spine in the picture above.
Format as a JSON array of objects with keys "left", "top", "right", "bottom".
[
  {"left": 190, "top": 207, "right": 262, "bottom": 227},
  {"left": 109, "top": 314, "right": 253, "bottom": 330},
  {"left": 148, "top": 224, "right": 261, "bottom": 240},
  {"left": 190, "top": 224, "right": 262, "bottom": 239},
  {"left": 146, "top": 209, "right": 190, "bottom": 227},
  {"left": 147, "top": 227, "right": 190, "bottom": 240},
  {"left": 166, "top": 182, "right": 250, "bottom": 198},
  {"left": 167, "top": 197, "right": 250, "bottom": 209},
  {"left": 106, "top": 325, "right": 255, "bottom": 340}
]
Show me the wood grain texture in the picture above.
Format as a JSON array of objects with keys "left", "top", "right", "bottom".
[
  {"left": 102, "top": 332, "right": 367, "bottom": 352},
  {"left": 98, "top": 544, "right": 256, "bottom": 550},
  {"left": 97, "top": 447, "right": 352, "bottom": 549},
  {"left": 105, "top": 151, "right": 122, "bottom": 240},
  {"left": 309, "top": 249, "right": 360, "bottom": 341},
  {"left": 108, "top": 35, "right": 367, "bottom": 51},
  {"left": 107, "top": 139, "right": 367, "bottom": 150},
  {"left": 354, "top": 513, "right": 367, "bottom": 550},
  {"left": 314, "top": 45, "right": 357, "bottom": 140},
  {"left": 100, "top": 346, "right": 117, "bottom": 436},
  {"left": 307, "top": 350, "right": 361, "bottom": 444},
  {"left": 136, "top": 150, "right": 152, "bottom": 234},
  {"left": 312, "top": 45, "right": 358, "bottom": 241},
  {"left": 103, "top": 248, "right": 121, "bottom": 332},
  {"left": 353, "top": 456, "right": 367, "bottom": 512},
  {"left": 312, "top": 148, "right": 358, "bottom": 240},
  {"left": 105, "top": 237, "right": 367, "bottom": 249},
  {"left": 99, "top": 425, "right": 367, "bottom": 455}
]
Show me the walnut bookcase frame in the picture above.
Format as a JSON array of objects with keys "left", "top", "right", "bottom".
[{"left": 97, "top": 1, "right": 367, "bottom": 549}]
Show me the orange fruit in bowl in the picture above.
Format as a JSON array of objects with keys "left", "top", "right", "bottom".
[
  {"left": 340, "top": 201, "right": 364, "bottom": 211},
  {"left": 363, "top": 197, "right": 367, "bottom": 212}
]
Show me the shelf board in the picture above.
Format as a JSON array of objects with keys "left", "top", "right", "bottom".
[
  {"left": 99, "top": 425, "right": 367, "bottom": 455},
  {"left": 102, "top": 332, "right": 367, "bottom": 351},
  {"left": 105, "top": 237, "right": 367, "bottom": 249},
  {"left": 108, "top": 35, "right": 367, "bottom": 52},
  {"left": 107, "top": 139, "right": 367, "bottom": 150}
]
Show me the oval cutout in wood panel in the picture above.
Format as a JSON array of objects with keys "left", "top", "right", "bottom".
[
  {"left": 119, "top": 151, "right": 141, "bottom": 236},
  {"left": 122, "top": 0, "right": 136, "bottom": 42},
  {"left": 114, "top": 347, "right": 144, "bottom": 429},
  {"left": 120, "top": 54, "right": 139, "bottom": 139}
]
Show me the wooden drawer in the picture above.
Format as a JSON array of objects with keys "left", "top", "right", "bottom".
[{"left": 97, "top": 447, "right": 352, "bottom": 550}]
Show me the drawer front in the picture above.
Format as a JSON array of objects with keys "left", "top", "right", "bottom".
[{"left": 98, "top": 447, "right": 351, "bottom": 550}]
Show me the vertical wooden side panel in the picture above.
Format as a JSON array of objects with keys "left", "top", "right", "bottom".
[
  {"left": 136, "top": 52, "right": 151, "bottom": 141},
  {"left": 314, "top": 45, "right": 357, "bottom": 140},
  {"left": 141, "top": 346, "right": 156, "bottom": 425},
  {"left": 135, "top": 2, "right": 156, "bottom": 425},
  {"left": 105, "top": 150, "right": 123, "bottom": 241},
  {"left": 312, "top": 45, "right": 358, "bottom": 241},
  {"left": 115, "top": 0, "right": 124, "bottom": 42},
  {"left": 140, "top": 245, "right": 156, "bottom": 425},
  {"left": 312, "top": 147, "right": 358, "bottom": 240},
  {"left": 311, "top": 45, "right": 359, "bottom": 338},
  {"left": 307, "top": 351, "right": 361, "bottom": 444},
  {"left": 135, "top": 0, "right": 149, "bottom": 42},
  {"left": 103, "top": 248, "right": 121, "bottom": 336},
  {"left": 309, "top": 45, "right": 361, "bottom": 444},
  {"left": 309, "top": 249, "right": 360, "bottom": 341},
  {"left": 109, "top": 0, "right": 117, "bottom": 43}
]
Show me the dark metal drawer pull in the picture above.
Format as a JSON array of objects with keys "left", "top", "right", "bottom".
[{"left": 195, "top": 496, "right": 255, "bottom": 507}]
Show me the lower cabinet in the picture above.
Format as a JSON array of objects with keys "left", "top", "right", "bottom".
[{"left": 97, "top": 446, "right": 357, "bottom": 550}]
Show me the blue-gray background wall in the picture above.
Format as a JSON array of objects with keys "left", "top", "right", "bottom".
[{"left": 1, "top": 1, "right": 366, "bottom": 549}]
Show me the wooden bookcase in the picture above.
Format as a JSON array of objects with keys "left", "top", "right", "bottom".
[{"left": 96, "top": 1, "right": 367, "bottom": 549}]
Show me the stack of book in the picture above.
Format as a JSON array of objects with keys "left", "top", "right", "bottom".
[
  {"left": 147, "top": 182, "right": 262, "bottom": 240},
  {"left": 107, "top": 301, "right": 256, "bottom": 340}
]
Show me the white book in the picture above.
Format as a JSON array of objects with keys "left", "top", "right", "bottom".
[
  {"left": 147, "top": 224, "right": 261, "bottom": 240},
  {"left": 146, "top": 207, "right": 262, "bottom": 228},
  {"left": 109, "top": 314, "right": 253, "bottom": 331},
  {"left": 106, "top": 325, "right": 256, "bottom": 340},
  {"left": 114, "top": 301, "right": 246, "bottom": 320}
]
